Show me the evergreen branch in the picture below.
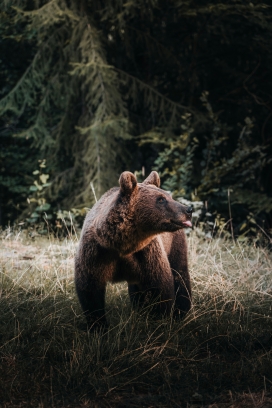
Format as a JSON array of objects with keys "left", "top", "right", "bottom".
[
  {"left": 0, "top": 52, "right": 40, "bottom": 115},
  {"left": 114, "top": 68, "right": 194, "bottom": 114},
  {"left": 16, "top": 0, "right": 80, "bottom": 25},
  {"left": 0, "top": 23, "right": 68, "bottom": 116},
  {"left": 176, "top": 3, "right": 271, "bottom": 16},
  {"left": 125, "top": 24, "right": 184, "bottom": 71}
]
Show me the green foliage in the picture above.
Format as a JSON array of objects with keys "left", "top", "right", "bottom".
[
  {"left": 1, "top": 0, "right": 272, "bottom": 232},
  {"left": 23, "top": 160, "right": 88, "bottom": 236},
  {"left": 153, "top": 113, "right": 198, "bottom": 197},
  {"left": 25, "top": 159, "right": 52, "bottom": 228},
  {"left": 152, "top": 92, "right": 272, "bottom": 236},
  {"left": 0, "top": 8, "right": 39, "bottom": 225}
]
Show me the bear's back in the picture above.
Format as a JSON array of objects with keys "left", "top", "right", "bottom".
[{"left": 81, "top": 187, "right": 120, "bottom": 234}]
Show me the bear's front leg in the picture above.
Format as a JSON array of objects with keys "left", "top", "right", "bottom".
[
  {"left": 75, "top": 272, "right": 107, "bottom": 331},
  {"left": 75, "top": 241, "right": 117, "bottom": 331},
  {"left": 75, "top": 252, "right": 108, "bottom": 331},
  {"left": 128, "top": 238, "right": 175, "bottom": 316},
  {"left": 167, "top": 230, "right": 192, "bottom": 316}
]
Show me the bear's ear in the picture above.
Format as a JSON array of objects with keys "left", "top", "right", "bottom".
[
  {"left": 143, "top": 171, "right": 160, "bottom": 188},
  {"left": 119, "top": 171, "right": 138, "bottom": 196}
]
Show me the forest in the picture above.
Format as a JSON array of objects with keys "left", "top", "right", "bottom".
[{"left": 1, "top": 0, "right": 272, "bottom": 238}]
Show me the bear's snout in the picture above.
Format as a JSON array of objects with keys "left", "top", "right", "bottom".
[{"left": 167, "top": 201, "right": 193, "bottom": 230}]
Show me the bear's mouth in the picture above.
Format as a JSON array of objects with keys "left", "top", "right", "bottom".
[{"left": 170, "top": 219, "right": 192, "bottom": 228}]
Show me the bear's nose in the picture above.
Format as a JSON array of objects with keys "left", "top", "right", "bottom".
[{"left": 186, "top": 205, "right": 193, "bottom": 214}]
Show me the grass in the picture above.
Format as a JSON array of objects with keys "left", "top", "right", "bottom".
[{"left": 0, "top": 228, "right": 272, "bottom": 407}]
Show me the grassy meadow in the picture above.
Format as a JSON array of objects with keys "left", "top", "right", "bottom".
[{"left": 0, "top": 228, "right": 272, "bottom": 407}]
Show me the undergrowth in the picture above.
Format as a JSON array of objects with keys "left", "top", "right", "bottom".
[{"left": 0, "top": 229, "right": 271, "bottom": 407}]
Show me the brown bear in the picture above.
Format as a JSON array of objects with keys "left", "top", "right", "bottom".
[{"left": 75, "top": 171, "right": 192, "bottom": 330}]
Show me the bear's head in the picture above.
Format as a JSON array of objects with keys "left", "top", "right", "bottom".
[{"left": 119, "top": 171, "right": 192, "bottom": 235}]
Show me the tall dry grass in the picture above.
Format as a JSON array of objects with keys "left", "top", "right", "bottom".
[{"left": 0, "top": 228, "right": 271, "bottom": 407}]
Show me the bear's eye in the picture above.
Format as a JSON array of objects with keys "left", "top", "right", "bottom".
[{"left": 157, "top": 196, "right": 166, "bottom": 204}]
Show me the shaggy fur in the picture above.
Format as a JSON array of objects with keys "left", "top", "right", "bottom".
[{"left": 75, "top": 171, "right": 192, "bottom": 330}]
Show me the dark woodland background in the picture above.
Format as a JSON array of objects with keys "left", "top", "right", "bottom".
[{"left": 1, "top": 0, "right": 272, "bottom": 237}]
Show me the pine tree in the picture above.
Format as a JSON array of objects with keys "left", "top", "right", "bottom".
[
  {"left": 1, "top": 1, "right": 133, "bottom": 209},
  {"left": 1, "top": 0, "right": 191, "bottom": 214}
]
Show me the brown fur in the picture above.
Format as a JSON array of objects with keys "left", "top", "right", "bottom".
[{"left": 75, "top": 171, "right": 192, "bottom": 330}]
